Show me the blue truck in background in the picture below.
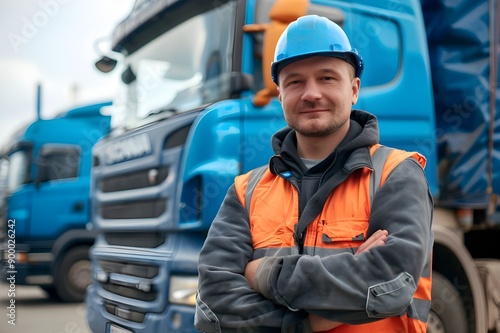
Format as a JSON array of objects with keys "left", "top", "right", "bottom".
[
  {"left": 0, "top": 101, "right": 111, "bottom": 302},
  {"left": 86, "top": 0, "right": 500, "bottom": 332}
]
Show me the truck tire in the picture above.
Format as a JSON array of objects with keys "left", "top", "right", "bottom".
[
  {"left": 428, "top": 271, "right": 468, "bottom": 333},
  {"left": 54, "top": 246, "right": 92, "bottom": 302}
]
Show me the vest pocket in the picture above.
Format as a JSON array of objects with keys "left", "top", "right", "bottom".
[{"left": 321, "top": 219, "right": 368, "bottom": 246}]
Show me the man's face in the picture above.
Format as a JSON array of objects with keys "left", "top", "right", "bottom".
[{"left": 277, "top": 55, "right": 360, "bottom": 138}]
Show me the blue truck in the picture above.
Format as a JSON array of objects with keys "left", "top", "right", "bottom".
[
  {"left": 86, "top": 0, "right": 500, "bottom": 332},
  {"left": 0, "top": 101, "right": 111, "bottom": 302}
]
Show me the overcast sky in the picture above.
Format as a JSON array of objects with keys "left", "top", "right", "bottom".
[{"left": 0, "top": 0, "right": 135, "bottom": 148}]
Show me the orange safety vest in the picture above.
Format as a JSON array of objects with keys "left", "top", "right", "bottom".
[{"left": 234, "top": 144, "right": 431, "bottom": 333}]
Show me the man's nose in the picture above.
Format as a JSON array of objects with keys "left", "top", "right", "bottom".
[{"left": 301, "top": 80, "right": 322, "bottom": 101}]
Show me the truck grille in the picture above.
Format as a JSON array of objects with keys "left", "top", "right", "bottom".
[
  {"left": 104, "top": 302, "right": 146, "bottom": 323},
  {"left": 100, "top": 167, "right": 169, "bottom": 192},
  {"left": 104, "top": 232, "right": 166, "bottom": 248},
  {"left": 98, "top": 260, "right": 160, "bottom": 302},
  {"left": 100, "top": 199, "right": 167, "bottom": 219},
  {"left": 99, "top": 260, "right": 159, "bottom": 278},
  {"left": 92, "top": 116, "right": 198, "bottom": 322},
  {"left": 101, "top": 281, "right": 156, "bottom": 301}
]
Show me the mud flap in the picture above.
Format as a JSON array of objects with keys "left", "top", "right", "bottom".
[{"left": 475, "top": 259, "right": 500, "bottom": 332}]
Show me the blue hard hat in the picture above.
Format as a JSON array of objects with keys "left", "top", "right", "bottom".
[{"left": 271, "top": 15, "right": 364, "bottom": 84}]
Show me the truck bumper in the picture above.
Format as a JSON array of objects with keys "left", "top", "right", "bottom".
[
  {"left": 0, "top": 243, "right": 53, "bottom": 286},
  {"left": 86, "top": 285, "right": 198, "bottom": 333}
]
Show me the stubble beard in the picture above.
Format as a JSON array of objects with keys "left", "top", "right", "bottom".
[
  {"left": 288, "top": 111, "right": 349, "bottom": 138},
  {"left": 293, "top": 121, "right": 341, "bottom": 137}
]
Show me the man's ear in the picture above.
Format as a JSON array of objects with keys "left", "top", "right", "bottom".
[
  {"left": 351, "top": 77, "right": 360, "bottom": 105},
  {"left": 277, "top": 86, "right": 282, "bottom": 102}
]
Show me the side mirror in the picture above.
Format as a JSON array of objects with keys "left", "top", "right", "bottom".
[
  {"left": 95, "top": 56, "right": 118, "bottom": 73},
  {"left": 121, "top": 65, "right": 137, "bottom": 84}
]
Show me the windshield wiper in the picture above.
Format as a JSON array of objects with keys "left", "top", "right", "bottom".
[{"left": 144, "top": 107, "right": 177, "bottom": 119}]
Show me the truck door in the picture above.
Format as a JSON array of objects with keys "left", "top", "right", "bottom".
[
  {"left": 32, "top": 144, "right": 88, "bottom": 238},
  {"left": 4, "top": 147, "right": 33, "bottom": 238}
]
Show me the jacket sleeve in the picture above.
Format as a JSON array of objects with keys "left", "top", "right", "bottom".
[
  {"left": 195, "top": 184, "right": 309, "bottom": 333},
  {"left": 253, "top": 158, "right": 434, "bottom": 324}
]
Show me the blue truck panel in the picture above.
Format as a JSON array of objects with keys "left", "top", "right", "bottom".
[
  {"left": 421, "top": 0, "right": 500, "bottom": 209},
  {"left": 0, "top": 101, "right": 111, "bottom": 302}
]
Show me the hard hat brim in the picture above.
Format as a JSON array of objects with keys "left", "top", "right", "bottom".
[{"left": 271, "top": 51, "right": 363, "bottom": 85}]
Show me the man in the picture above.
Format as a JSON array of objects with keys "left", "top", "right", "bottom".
[{"left": 195, "top": 15, "right": 433, "bottom": 333}]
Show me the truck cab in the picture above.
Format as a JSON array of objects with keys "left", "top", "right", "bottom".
[{"left": 0, "top": 102, "right": 111, "bottom": 302}]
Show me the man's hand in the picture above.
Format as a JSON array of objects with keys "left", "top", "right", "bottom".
[
  {"left": 244, "top": 229, "right": 389, "bottom": 332},
  {"left": 244, "top": 257, "right": 262, "bottom": 290},
  {"left": 355, "top": 229, "right": 388, "bottom": 255},
  {"left": 308, "top": 229, "right": 389, "bottom": 332}
]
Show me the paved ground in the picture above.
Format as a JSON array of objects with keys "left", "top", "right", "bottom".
[{"left": 0, "top": 283, "right": 91, "bottom": 333}]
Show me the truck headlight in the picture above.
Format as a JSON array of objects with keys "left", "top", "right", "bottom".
[
  {"left": 2, "top": 250, "right": 28, "bottom": 263},
  {"left": 169, "top": 275, "right": 198, "bottom": 306}
]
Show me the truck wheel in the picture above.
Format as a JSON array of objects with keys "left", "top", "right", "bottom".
[
  {"left": 428, "top": 272, "right": 468, "bottom": 333},
  {"left": 54, "top": 246, "right": 92, "bottom": 302}
]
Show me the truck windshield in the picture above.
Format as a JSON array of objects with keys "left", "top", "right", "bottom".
[
  {"left": 6, "top": 150, "right": 30, "bottom": 193},
  {"left": 118, "top": 0, "right": 237, "bottom": 130}
]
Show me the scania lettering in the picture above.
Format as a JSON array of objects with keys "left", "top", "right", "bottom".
[{"left": 105, "top": 134, "right": 152, "bottom": 165}]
